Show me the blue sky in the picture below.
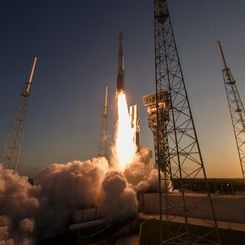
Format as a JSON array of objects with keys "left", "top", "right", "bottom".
[{"left": 0, "top": 0, "right": 245, "bottom": 178}]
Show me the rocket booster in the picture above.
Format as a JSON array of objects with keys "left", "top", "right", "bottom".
[{"left": 117, "top": 31, "right": 125, "bottom": 93}]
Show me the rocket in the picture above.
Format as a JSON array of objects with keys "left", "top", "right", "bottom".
[{"left": 117, "top": 31, "right": 125, "bottom": 93}]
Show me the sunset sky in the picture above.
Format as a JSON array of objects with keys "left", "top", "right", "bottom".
[{"left": 0, "top": 0, "right": 245, "bottom": 178}]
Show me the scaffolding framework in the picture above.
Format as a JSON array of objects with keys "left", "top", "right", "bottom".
[
  {"left": 0, "top": 57, "right": 37, "bottom": 171},
  {"left": 218, "top": 41, "right": 245, "bottom": 183},
  {"left": 145, "top": 0, "right": 221, "bottom": 243}
]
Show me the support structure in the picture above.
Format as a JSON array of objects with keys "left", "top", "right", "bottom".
[
  {"left": 98, "top": 86, "right": 109, "bottom": 159},
  {"left": 147, "top": 0, "right": 220, "bottom": 243},
  {"left": 218, "top": 41, "right": 245, "bottom": 183},
  {"left": 0, "top": 57, "right": 37, "bottom": 171},
  {"left": 143, "top": 91, "right": 170, "bottom": 177}
]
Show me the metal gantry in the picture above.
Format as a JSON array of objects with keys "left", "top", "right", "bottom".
[
  {"left": 149, "top": 0, "right": 221, "bottom": 243},
  {"left": 218, "top": 41, "right": 245, "bottom": 183},
  {"left": 0, "top": 57, "right": 37, "bottom": 171}
]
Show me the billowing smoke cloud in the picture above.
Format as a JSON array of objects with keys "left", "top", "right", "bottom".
[
  {"left": 35, "top": 158, "right": 109, "bottom": 239},
  {"left": 0, "top": 146, "right": 158, "bottom": 243},
  {"left": 124, "top": 146, "right": 159, "bottom": 192},
  {"left": 134, "top": 146, "right": 153, "bottom": 164},
  {"left": 124, "top": 146, "right": 172, "bottom": 193},
  {"left": 0, "top": 166, "right": 40, "bottom": 244},
  {"left": 100, "top": 170, "right": 137, "bottom": 221}
]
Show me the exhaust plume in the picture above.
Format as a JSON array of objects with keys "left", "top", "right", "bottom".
[{"left": 115, "top": 93, "right": 137, "bottom": 170}]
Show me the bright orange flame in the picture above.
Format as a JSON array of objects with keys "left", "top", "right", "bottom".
[{"left": 116, "top": 92, "right": 136, "bottom": 169}]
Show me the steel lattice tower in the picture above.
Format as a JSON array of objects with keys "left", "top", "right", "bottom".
[
  {"left": 0, "top": 57, "right": 37, "bottom": 171},
  {"left": 98, "top": 86, "right": 109, "bottom": 159},
  {"left": 218, "top": 41, "right": 245, "bottom": 183},
  {"left": 149, "top": 0, "right": 221, "bottom": 243}
]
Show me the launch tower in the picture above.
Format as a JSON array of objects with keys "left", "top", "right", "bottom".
[
  {"left": 146, "top": 0, "right": 221, "bottom": 243},
  {"left": 0, "top": 57, "right": 37, "bottom": 171}
]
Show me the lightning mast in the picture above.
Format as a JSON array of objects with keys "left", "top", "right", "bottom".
[
  {"left": 98, "top": 86, "right": 109, "bottom": 159},
  {"left": 149, "top": 0, "right": 220, "bottom": 243},
  {"left": 0, "top": 57, "right": 37, "bottom": 171},
  {"left": 218, "top": 41, "right": 245, "bottom": 183}
]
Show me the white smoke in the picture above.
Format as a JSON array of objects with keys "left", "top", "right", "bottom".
[
  {"left": 0, "top": 146, "right": 158, "bottom": 243},
  {"left": 134, "top": 146, "right": 153, "bottom": 164},
  {"left": 36, "top": 158, "right": 109, "bottom": 238},
  {"left": 124, "top": 146, "right": 172, "bottom": 192},
  {"left": 99, "top": 170, "right": 137, "bottom": 221},
  {"left": 124, "top": 146, "right": 158, "bottom": 192},
  {"left": 0, "top": 166, "right": 39, "bottom": 244}
]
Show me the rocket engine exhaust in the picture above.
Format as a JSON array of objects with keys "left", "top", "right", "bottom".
[{"left": 114, "top": 31, "right": 137, "bottom": 169}]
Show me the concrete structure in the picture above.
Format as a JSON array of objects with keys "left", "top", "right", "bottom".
[{"left": 139, "top": 192, "right": 245, "bottom": 223}]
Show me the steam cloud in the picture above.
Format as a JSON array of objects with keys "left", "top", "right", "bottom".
[
  {"left": 100, "top": 170, "right": 138, "bottom": 221},
  {"left": 124, "top": 147, "right": 160, "bottom": 192},
  {"left": 35, "top": 158, "right": 109, "bottom": 239},
  {"left": 0, "top": 146, "right": 158, "bottom": 244},
  {"left": 0, "top": 166, "right": 39, "bottom": 244}
]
